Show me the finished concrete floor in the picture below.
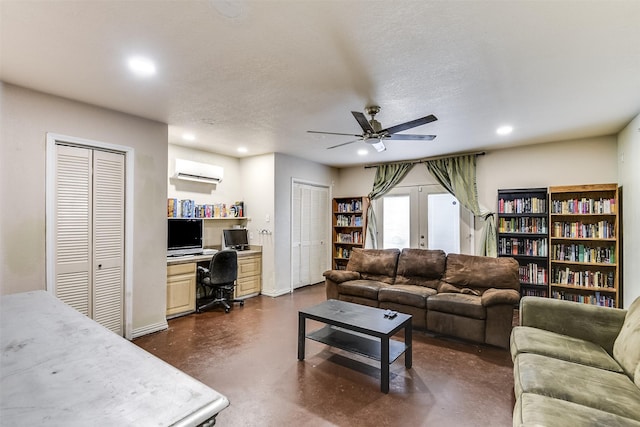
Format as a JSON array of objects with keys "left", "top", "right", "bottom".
[{"left": 134, "top": 283, "right": 515, "bottom": 426}]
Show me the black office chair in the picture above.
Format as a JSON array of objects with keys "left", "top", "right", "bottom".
[{"left": 197, "top": 250, "right": 245, "bottom": 313}]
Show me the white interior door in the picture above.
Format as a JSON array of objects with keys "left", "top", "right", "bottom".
[
  {"left": 92, "top": 150, "right": 124, "bottom": 333},
  {"left": 291, "top": 182, "right": 329, "bottom": 290},
  {"left": 54, "top": 145, "right": 93, "bottom": 316},
  {"left": 53, "top": 144, "right": 124, "bottom": 335}
]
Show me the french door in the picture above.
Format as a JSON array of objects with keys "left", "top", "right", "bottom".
[
  {"left": 51, "top": 143, "right": 125, "bottom": 335},
  {"left": 379, "top": 186, "right": 473, "bottom": 254},
  {"left": 291, "top": 182, "right": 330, "bottom": 290}
]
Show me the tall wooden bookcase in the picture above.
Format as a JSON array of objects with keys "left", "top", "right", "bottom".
[
  {"left": 332, "top": 197, "right": 367, "bottom": 270},
  {"left": 549, "top": 184, "right": 620, "bottom": 307},
  {"left": 497, "top": 188, "right": 549, "bottom": 298}
]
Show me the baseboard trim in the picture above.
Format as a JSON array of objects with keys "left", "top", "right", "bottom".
[
  {"left": 260, "top": 289, "right": 291, "bottom": 298},
  {"left": 131, "top": 320, "right": 168, "bottom": 339}
]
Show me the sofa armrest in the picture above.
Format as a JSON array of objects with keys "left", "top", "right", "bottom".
[
  {"left": 520, "top": 296, "right": 627, "bottom": 355},
  {"left": 323, "top": 270, "right": 361, "bottom": 300},
  {"left": 481, "top": 288, "right": 520, "bottom": 307},
  {"left": 323, "top": 270, "right": 360, "bottom": 283}
]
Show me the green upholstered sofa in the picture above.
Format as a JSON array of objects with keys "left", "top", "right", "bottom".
[
  {"left": 323, "top": 247, "right": 520, "bottom": 348},
  {"left": 510, "top": 296, "right": 640, "bottom": 427}
]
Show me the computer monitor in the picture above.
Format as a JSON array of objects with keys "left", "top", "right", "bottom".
[
  {"left": 167, "top": 218, "right": 203, "bottom": 256},
  {"left": 222, "top": 228, "right": 249, "bottom": 251}
]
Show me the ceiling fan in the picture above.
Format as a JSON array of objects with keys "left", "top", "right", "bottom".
[{"left": 308, "top": 106, "right": 437, "bottom": 152}]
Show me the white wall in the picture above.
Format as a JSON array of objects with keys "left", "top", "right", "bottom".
[
  {"left": 0, "top": 83, "right": 168, "bottom": 333},
  {"left": 240, "top": 154, "right": 276, "bottom": 295},
  {"left": 476, "top": 136, "right": 618, "bottom": 211},
  {"left": 168, "top": 144, "right": 245, "bottom": 247},
  {"left": 273, "top": 153, "right": 338, "bottom": 296},
  {"left": 618, "top": 113, "right": 640, "bottom": 308},
  {"left": 336, "top": 135, "right": 619, "bottom": 253}
]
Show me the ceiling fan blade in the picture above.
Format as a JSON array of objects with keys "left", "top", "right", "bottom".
[
  {"left": 382, "top": 114, "right": 437, "bottom": 135},
  {"left": 352, "top": 111, "right": 374, "bottom": 133},
  {"left": 308, "top": 130, "right": 362, "bottom": 137},
  {"left": 370, "top": 140, "right": 386, "bottom": 152},
  {"left": 327, "top": 139, "right": 361, "bottom": 150},
  {"left": 387, "top": 134, "right": 437, "bottom": 141}
]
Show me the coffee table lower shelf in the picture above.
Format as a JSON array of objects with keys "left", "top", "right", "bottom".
[{"left": 306, "top": 325, "right": 408, "bottom": 363}]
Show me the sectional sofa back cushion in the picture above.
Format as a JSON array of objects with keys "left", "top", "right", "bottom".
[
  {"left": 394, "top": 248, "right": 446, "bottom": 289},
  {"left": 612, "top": 297, "right": 640, "bottom": 385},
  {"left": 441, "top": 253, "right": 519, "bottom": 292},
  {"left": 346, "top": 248, "right": 400, "bottom": 285}
]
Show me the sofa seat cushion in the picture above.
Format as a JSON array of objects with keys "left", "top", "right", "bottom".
[
  {"left": 511, "top": 326, "right": 624, "bottom": 373},
  {"left": 427, "top": 293, "right": 486, "bottom": 319},
  {"left": 514, "top": 392, "right": 640, "bottom": 427},
  {"left": 514, "top": 353, "right": 640, "bottom": 420},
  {"left": 613, "top": 296, "right": 640, "bottom": 385},
  {"left": 378, "top": 285, "right": 436, "bottom": 308},
  {"left": 337, "top": 280, "right": 390, "bottom": 300}
]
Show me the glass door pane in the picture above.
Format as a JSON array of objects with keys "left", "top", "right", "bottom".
[
  {"left": 382, "top": 195, "right": 410, "bottom": 249},
  {"left": 427, "top": 193, "right": 460, "bottom": 254}
]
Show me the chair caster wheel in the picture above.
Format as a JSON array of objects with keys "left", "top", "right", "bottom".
[
  {"left": 225, "top": 308, "right": 230, "bottom": 313},
  {"left": 240, "top": 301, "right": 245, "bottom": 306}
]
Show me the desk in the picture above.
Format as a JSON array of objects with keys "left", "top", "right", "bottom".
[
  {"left": 166, "top": 248, "right": 262, "bottom": 317},
  {"left": 0, "top": 291, "right": 229, "bottom": 426}
]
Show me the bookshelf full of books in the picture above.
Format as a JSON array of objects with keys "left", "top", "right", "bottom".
[
  {"left": 332, "top": 197, "right": 367, "bottom": 270},
  {"left": 497, "top": 188, "right": 549, "bottom": 299},
  {"left": 549, "top": 184, "right": 620, "bottom": 307}
]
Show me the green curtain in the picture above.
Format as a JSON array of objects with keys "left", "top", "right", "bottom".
[
  {"left": 425, "top": 155, "right": 496, "bottom": 257},
  {"left": 366, "top": 163, "right": 414, "bottom": 248}
]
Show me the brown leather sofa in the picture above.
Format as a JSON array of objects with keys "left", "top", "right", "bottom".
[{"left": 323, "top": 248, "right": 520, "bottom": 348}]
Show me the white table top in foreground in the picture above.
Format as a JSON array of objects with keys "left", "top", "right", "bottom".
[{"left": 0, "top": 291, "right": 229, "bottom": 426}]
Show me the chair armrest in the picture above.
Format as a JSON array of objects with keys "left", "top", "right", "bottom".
[
  {"left": 481, "top": 288, "right": 520, "bottom": 307},
  {"left": 520, "top": 296, "right": 627, "bottom": 354},
  {"left": 322, "top": 270, "right": 360, "bottom": 283}
]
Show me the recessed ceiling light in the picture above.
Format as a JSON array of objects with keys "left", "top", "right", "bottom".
[
  {"left": 496, "top": 125, "right": 513, "bottom": 135},
  {"left": 182, "top": 133, "right": 195, "bottom": 141},
  {"left": 357, "top": 149, "right": 368, "bottom": 156},
  {"left": 127, "top": 56, "right": 156, "bottom": 77},
  {"left": 237, "top": 147, "right": 248, "bottom": 153}
]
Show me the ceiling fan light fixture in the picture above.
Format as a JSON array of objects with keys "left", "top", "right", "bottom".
[{"left": 371, "top": 140, "right": 386, "bottom": 152}]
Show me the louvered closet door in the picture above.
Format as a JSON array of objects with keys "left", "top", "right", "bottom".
[
  {"left": 55, "top": 145, "right": 92, "bottom": 316},
  {"left": 54, "top": 145, "right": 124, "bottom": 335},
  {"left": 92, "top": 150, "right": 124, "bottom": 334},
  {"left": 308, "top": 185, "right": 328, "bottom": 284},
  {"left": 291, "top": 183, "right": 329, "bottom": 289}
]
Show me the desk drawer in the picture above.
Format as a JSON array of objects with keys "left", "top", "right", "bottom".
[
  {"left": 238, "top": 256, "right": 261, "bottom": 278},
  {"left": 168, "top": 263, "right": 196, "bottom": 277}
]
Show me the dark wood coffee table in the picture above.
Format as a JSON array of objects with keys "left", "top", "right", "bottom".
[{"left": 298, "top": 299, "right": 412, "bottom": 393}]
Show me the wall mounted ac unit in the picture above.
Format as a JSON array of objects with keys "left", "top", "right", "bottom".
[{"left": 174, "top": 159, "right": 224, "bottom": 184}]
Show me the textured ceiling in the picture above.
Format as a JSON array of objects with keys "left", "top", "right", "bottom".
[{"left": 1, "top": 1, "right": 639, "bottom": 167}]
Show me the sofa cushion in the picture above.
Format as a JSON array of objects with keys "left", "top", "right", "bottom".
[
  {"left": 346, "top": 248, "right": 400, "bottom": 284},
  {"left": 510, "top": 326, "right": 624, "bottom": 373},
  {"left": 514, "top": 392, "right": 640, "bottom": 427},
  {"left": 613, "top": 296, "right": 640, "bottom": 384},
  {"left": 442, "top": 253, "right": 519, "bottom": 290},
  {"left": 394, "top": 248, "right": 446, "bottom": 289},
  {"left": 427, "top": 293, "right": 486, "bottom": 319},
  {"left": 337, "top": 279, "right": 390, "bottom": 300},
  {"left": 514, "top": 352, "right": 640, "bottom": 420},
  {"left": 378, "top": 284, "right": 436, "bottom": 308}
]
